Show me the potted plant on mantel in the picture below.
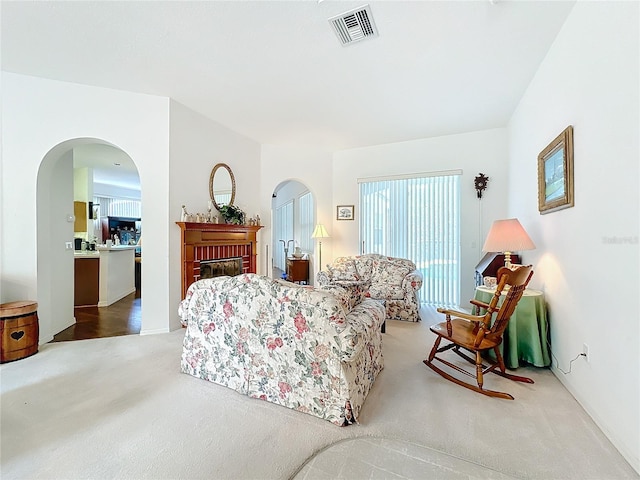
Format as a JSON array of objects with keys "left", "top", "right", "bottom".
[{"left": 218, "top": 204, "right": 246, "bottom": 225}]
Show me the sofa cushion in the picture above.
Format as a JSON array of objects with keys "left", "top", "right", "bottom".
[
  {"left": 369, "top": 284, "right": 404, "bottom": 300},
  {"left": 353, "top": 256, "right": 374, "bottom": 279},
  {"left": 315, "top": 283, "right": 353, "bottom": 315},
  {"left": 370, "top": 257, "right": 414, "bottom": 286},
  {"left": 332, "top": 280, "right": 371, "bottom": 309},
  {"left": 327, "top": 258, "right": 361, "bottom": 281}
]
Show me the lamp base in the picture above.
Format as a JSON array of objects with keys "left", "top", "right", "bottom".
[{"left": 504, "top": 251, "right": 513, "bottom": 269}]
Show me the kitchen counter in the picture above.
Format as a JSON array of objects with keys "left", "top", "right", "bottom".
[
  {"left": 74, "top": 251, "right": 100, "bottom": 257},
  {"left": 98, "top": 246, "right": 135, "bottom": 307},
  {"left": 73, "top": 246, "right": 136, "bottom": 307},
  {"left": 97, "top": 245, "right": 137, "bottom": 252}
]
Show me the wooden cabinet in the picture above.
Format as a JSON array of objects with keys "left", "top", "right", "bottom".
[
  {"left": 74, "top": 201, "right": 87, "bottom": 232},
  {"left": 286, "top": 258, "right": 309, "bottom": 284},
  {"left": 74, "top": 257, "right": 100, "bottom": 306},
  {"left": 474, "top": 252, "right": 521, "bottom": 286}
]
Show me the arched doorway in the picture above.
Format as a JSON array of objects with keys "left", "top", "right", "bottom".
[
  {"left": 271, "top": 180, "right": 315, "bottom": 283},
  {"left": 36, "top": 138, "right": 142, "bottom": 341}
]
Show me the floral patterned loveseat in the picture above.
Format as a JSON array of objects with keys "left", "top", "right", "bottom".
[
  {"left": 178, "top": 273, "right": 385, "bottom": 426},
  {"left": 317, "top": 254, "right": 423, "bottom": 322}
]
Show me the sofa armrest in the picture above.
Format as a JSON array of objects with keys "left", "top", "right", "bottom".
[
  {"left": 402, "top": 270, "right": 423, "bottom": 292},
  {"left": 178, "top": 276, "right": 232, "bottom": 326},
  {"left": 338, "top": 299, "right": 385, "bottom": 362},
  {"left": 316, "top": 270, "right": 332, "bottom": 286}
]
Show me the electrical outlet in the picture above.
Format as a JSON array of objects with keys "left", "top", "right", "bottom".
[
  {"left": 65, "top": 241, "right": 73, "bottom": 250},
  {"left": 582, "top": 343, "right": 589, "bottom": 362}
]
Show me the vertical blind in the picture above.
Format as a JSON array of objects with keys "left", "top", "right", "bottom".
[
  {"left": 214, "top": 193, "right": 232, "bottom": 206},
  {"left": 298, "top": 192, "right": 314, "bottom": 253},
  {"left": 93, "top": 196, "right": 142, "bottom": 219},
  {"left": 274, "top": 200, "right": 294, "bottom": 271},
  {"left": 359, "top": 172, "right": 461, "bottom": 307},
  {"left": 92, "top": 196, "right": 142, "bottom": 242}
]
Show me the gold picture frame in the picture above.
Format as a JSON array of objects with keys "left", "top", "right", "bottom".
[
  {"left": 336, "top": 205, "right": 354, "bottom": 221},
  {"left": 538, "top": 126, "right": 574, "bottom": 214}
]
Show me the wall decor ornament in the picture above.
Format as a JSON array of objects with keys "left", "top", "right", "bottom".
[
  {"left": 336, "top": 205, "right": 354, "bottom": 221},
  {"left": 474, "top": 173, "right": 489, "bottom": 199},
  {"left": 538, "top": 126, "right": 574, "bottom": 214}
]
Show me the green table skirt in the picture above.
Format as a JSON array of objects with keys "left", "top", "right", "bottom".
[{"left": 474, "top": 287, "right": 551, "bottom": 369}]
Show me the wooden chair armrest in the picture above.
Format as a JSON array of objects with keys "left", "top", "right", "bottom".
[
  {"left": 436, "top": 307, "right": 484, "bottom": 324},
  {"left": 469, "top": 299, "right": 489, "bottom": 309}
]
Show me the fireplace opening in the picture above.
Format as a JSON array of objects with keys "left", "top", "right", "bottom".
[{"left": 200, "top": 257, "right": 243, "bottom": 279}]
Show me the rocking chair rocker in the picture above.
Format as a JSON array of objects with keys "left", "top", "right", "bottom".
[{"left": 424, "top": 264, "right": 534, "bottom": 399}]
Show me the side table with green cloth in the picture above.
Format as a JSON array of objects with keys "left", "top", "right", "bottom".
[{"left": 473, "top": 286, "right": 551, "bottom": 369}]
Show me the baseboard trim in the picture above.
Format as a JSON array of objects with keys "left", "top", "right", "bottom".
[
  {"left": 98, "top": 287, "right": 136, "bottom": 308},
  {"left": 139, "top": 327, "right": 170, "bottom": 336},
  {"left": 551, "top": 366, "right": 639, "bottom": 474}
]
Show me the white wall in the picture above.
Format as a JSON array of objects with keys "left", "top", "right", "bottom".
[
  {"left": 508, "top": 2, "right": 639, "bottom": 472},
  {"left": 1, "top": 73, "right": 171, "bottom": 339},
  {"left": 73, "top": 167, "right": 92, "bottom": 202},
  {"left": 168, "top": 101, "right": 262, "bottom": 328},
  {"left": 93, "top": 183, "right": 141, "bottom": 200},
  {"left": 332, "top": 128, "right": 511, "bottom": 304},
  {"left": 36, "top": 150, "right": 75, "bottom": 337},
  {"left": 260, "top": 145, "right": 333, "bottom": 279}
]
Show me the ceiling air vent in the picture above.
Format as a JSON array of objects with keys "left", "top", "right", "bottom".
[{"left": 328, "top": 5, "right": 378, "bottom": 46}]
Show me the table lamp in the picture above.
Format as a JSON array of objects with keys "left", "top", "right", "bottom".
[
  {"left": 482, "top": 218, "right": 535, "bottom": 269},
  {"left": 311, "top": 224, "right": 330, "bottom": 271}
]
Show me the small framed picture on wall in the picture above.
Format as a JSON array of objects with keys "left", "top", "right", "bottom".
[{"left": 336, "top": 205, "right": 354, "bottom": 221}]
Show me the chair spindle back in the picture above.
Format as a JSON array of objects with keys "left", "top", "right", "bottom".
[{"left": 486, "top": 265, "right": 533, "bottom": 341}]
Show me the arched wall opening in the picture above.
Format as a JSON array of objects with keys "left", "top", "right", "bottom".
[
  {"left": 36, "top": 137, "right": 142, "bottom": 340},
  {"left": 270, "top": 179, "right": 317, "bottom": 284}
]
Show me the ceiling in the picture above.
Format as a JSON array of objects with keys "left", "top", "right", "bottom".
[
  {"left": 73, "top": 144, "right": 140, "bottom": 191},
  {"left": 2, "top": 0, "right": 575, "bottom": 153}
]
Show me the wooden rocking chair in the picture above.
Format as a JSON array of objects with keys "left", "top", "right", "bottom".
[{"left": 423, "top": 265, "right": 534, "bottom": 399}]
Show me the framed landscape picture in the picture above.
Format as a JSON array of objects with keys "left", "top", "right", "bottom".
[
  {"left": 538, "top": 125, "right": 574, "bottom": 214},
  {"left": 336, "top": 205, "right": 354, "bottom": 221}
]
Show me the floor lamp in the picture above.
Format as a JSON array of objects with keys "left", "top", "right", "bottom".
[{"left": 311, "top": 224, "right": 330, "bottom": 272}]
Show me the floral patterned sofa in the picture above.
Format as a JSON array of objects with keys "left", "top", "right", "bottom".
[
  {"left": 317, "top": 254, "right": 423, "bottom": 322},
  {"left": 178, "top": 273, "right": 385, "bottom": 426}
]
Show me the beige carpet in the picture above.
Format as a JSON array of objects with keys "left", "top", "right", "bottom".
[{"left": 1, "top": 307, "right": 636, "bottom": 479}]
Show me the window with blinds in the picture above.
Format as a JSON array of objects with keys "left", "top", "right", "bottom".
[
  {"left": 298, "top": 192, "right": 314, "bottom": 253},
  {"left": 274, "top": 200, "right": 294, "bottom": 271},
  {"left": 214, "top": 193, "right": 232, "bottom": 206},
  {"left": 93, "top": 196, "right": 141, "bottom": 218},
  {"left": 359, "top": 171, "right": 461, "bottom": 307}
]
